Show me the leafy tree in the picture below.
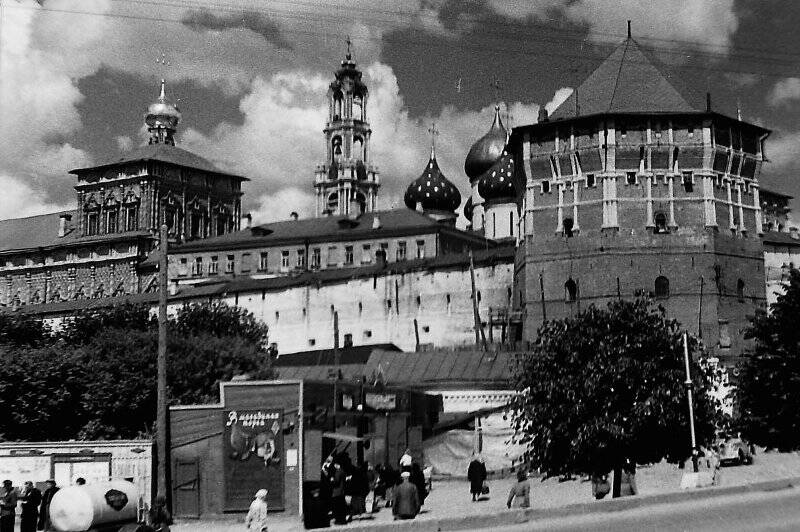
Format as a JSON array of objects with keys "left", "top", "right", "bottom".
[
  {"left": 58, "top": 302, "right": 155, "bottom": 346},
  {"left": 508, "top": 299, "right": 719, "bottom": 493},
  {"left": 172, "top": 302, "right": 269, "bottom": 349},
  {"left": 737, "top": 269, "right": 800, "bottom": 450},
  {"left": 0, "top": 311, "right": 50, "bottom": 347}
]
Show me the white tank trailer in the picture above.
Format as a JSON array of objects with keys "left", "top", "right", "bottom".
[{"left": 49, "top": 480, "right": 141, "bottom": 532}]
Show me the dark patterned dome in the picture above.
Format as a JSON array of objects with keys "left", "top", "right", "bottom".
[
  {"left": 477, "top": 147, "right": 516, "bottom": 202},
  {"left": 463, "top": 196, "right": 474, "bottom": 221},
  {"left": 404, "top": 151, "right": 461, "bottom": 212},
  {"left": 464, "top": 105, "right": 507, "bottom": 181}
]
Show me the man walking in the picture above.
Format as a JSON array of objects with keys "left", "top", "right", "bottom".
[
  {"left": 392, "top": 472, "right": 419, "bottom": 520},
  {"left": 38, "top": 480, "right": 59, "bottom": 532},
  {"left": 19, "top": 481, "right": 41, "bottom": 532},
  {"left": 0, "top": 480, "right": 17, "bottom": 532}
]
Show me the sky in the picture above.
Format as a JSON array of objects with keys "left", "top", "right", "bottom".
[{"left": 1, "top": 0, "right": 800, "bottom": 224}]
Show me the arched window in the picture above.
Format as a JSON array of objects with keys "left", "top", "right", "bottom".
[
  {"left": 327, "top": 192, "right": 339, "bottom": 213},
  {"left": 654, "top": 212, "right": 668, "bottom": 234},
  {"left": 354, "top": 192, "right": 366, "bottom": 214},
  {"left": 565, "top": 278, "right": 577, "bottom": 302},
  {"left": 737, "top": 279, "right": 745, "bottom": 302},
  {"left": 655, "top": 276, "right": 669, "bottom": 298},
  {"left": 563, "top": 217, "right": 574, "bottom": 237}
]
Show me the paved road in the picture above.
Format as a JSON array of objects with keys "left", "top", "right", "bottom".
[{"left": 486, "top": 486, "right": 800, "bottom": 531}]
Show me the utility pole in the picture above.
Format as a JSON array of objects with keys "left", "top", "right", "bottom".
[
  {"left": 332, "top": 311, "right": 340, "bottom": 420},
  {"left": 683, "top": 332, "right": 699, "bottom": 473},
  {"left": 156, "top": 224, "right": 170, "bottom": 505},
  {"left": 697, "top": 276, "right": 704, "bottom": 339},
  {"left": 469, "top": 251, "right": 486, "bottom": 350},
  {"left": 539, "top": 273, "right": 547, "bottom": 323}
]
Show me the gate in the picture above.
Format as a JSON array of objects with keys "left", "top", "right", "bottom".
[{"left": 173, "top": 459, "right": 200, "bottom": 518}]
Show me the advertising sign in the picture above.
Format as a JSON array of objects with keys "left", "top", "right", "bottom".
[
  {"left": 365, "top": 392, "right": 396, "bottom": 410},
  {"left": 223, "top": 409, "right": 284, "bottom": 511}
]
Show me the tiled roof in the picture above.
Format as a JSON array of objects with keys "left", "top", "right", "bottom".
[
  {"left": 69, "top": 144, "right": 246, "bottom": 180},
  {"left": 276, "top": 348, "right": 516, "bottom": 390},
  {"left": 550, "top": 37, "right": 704, "bottom": 120},
  {"left": 273, "top": 343, "right": 401, "bottom": 366},
  {"left": 760, "top": 187, "right": 793, "bottom": 200},
  {"left": 170, "top": 208, "right": 490, "bottom": 253},
  {"left": 762, "top": 231, "right": 800, "bottom": 247}
]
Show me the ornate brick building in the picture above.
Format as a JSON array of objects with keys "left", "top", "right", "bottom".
[
  {"left": 510, "top": 32, "right": 770, "bottom": 362},
  {"left": 0, "top": 82, "right": 245, "bottom": 307}
]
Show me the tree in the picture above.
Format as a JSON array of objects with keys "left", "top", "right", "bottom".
[
  {"left": 508, "top": 298, "right": 719, "bottom": 492},
  {"left": 0, "top": 311, "right": 50, "bottom": 347},
  {"left": 58, "top": 302, "right": 155, "bottom": 346},
  {"left": 172, "top": 302, "right": 269, "bottom": 350},
  {"left": 737, "top": 269, "right": 800, "bottom": 450}
]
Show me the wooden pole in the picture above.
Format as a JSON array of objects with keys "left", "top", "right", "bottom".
[
  {"left": 539, "top": 273, "right": 547, "bottom": 324},
  {"left": 616, "top": 277, "right": 622, "bottom": 300},
  {"left": 156, "top": 224, "right": 169, "bottom": 505},
  {"left": 413, "top": 319, "right": 420, "bottom": 352},
  {"left": 469, "top": 251, "right": 486, "bottom": 350},
  {"left": 697, "top": 276, "right": 704, "bottom": 339},
  {"left": 333, "top": 311, "right": 340, "bottom": 420},
  {"left": 683, "top": 332, "right": 699, "bottom": 473}
]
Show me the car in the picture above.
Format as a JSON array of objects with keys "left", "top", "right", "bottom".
[{"left": 715, "top": 434, "right": 754, "bottom": 466}]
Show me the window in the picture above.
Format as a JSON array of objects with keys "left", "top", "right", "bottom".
[
  {"left": 586, "top": 174, "right": 595, "bottom": 187},
  {"left": 361, "top": 244, "right": 372, "bottom": 264},
  {"left": 416, "top": 240, "right": 425, "bottom": 259},
  {"left": 190, "top": 212, "right": 203, "bottom": 238},
  {"left": 626, "top": 172, "right": 637, "bottom": 185},
  {"left": 654, "top": 212, "right": 668, "bottom": 234},
  {"left": 565, "top": 278, "right": 578, "bottom": 302},
  {"left": 311, "top": 248, "right": 321, "bottom": 269},
  {"left": 327, "top": 246, "right": 338, "bottom": 266},
  {"left": 296, "top": 249, "right": 305, "bottom": 268},
  {"left": 259, "top": 252, "right": 269, "bottom": 271},
  {"left": 737, "top": 279, "right": 745, "bottom": 302},
  {"left": 209, "top": 256, "right": 219, "bottom": 275},
  {"left": 86, "top": 212, "right": 99, "bottom": 236},
  {"left": 343, "top": 333, "right": 353, "bottom": 347},
  {"left": 216, "top": 216, "right": 227, "bottom": 236},
  {"left": 107, "top": 210, "right": 118, "bottom": 234},
  {"left": 281, "top": 250, "right": 290, "bottom": 270},
  {"left": 363, "top": 330, "right": 372, "bottom": 339},
  {"left": 308, "top": 339, "right": 316, "bottom": 347},
  {"left": 682, "top": 171, "right": 694, "bottom": 193},
  {"left": 226, "top": 255, "right": 235, "bottom": 273},
  {"left": 178, "top": 257, "right": 188, "bottom": 277},
  {"left": 541, "top": 180, "right": 551, "bottom": 193},
  {"left": 125, "top": 206, "right": 138, "bottom": 231},
  {"left": 241, "top": 253, "right": 251, "bottom": 273},
  {"left": 655, "top": 276, "right": 669, "bottom": 298},
  {"left": 563, "top": 217, "right": 574, "bottom": 238},
  {"left": 376, "top": 242, "right": 389, "bottom": 263},
  {"left": 396, "top": 241, "right": 407, "bottom": 261},
  {"left": 344, "top": 245, "right": 354, "bottom": 265},
  {"left": 192, "top": 257, "right": 203, "bottom": 277}
]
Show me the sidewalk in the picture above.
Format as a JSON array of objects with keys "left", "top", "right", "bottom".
[{"left": 172, "top": 450, "right": 800, "bottom": 532}]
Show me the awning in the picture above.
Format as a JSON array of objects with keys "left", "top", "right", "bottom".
[{"left": 322, "top": 432, "right": 369, "bottom": 443}]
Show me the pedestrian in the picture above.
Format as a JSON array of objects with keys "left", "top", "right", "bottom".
[
  {"left": 148, "top": 494, "right": 172, "bottom": 532},
  {"left": 399, "top": 449, "right": 413, "bottom": 472},
  {"left": 348, "top": 463, "right": 369, "bottom": 518},
  {"left": 707, "top": 445, "right": 722, "bottom": 486},
  {"left": 0, "top": 480, "right": 16, "bottom": 532},
  {"left": 619, "top": 460, "right": 637, "bottom": 497},
  {"left": 329, "top": 461, "right": 348, "bottom": 525},
  {"left": 409, "top": 463, "right": 427, "bottom": 506},
  {"left": 467, "top": 454, "right": 487, "bottom": 502},
  {"left": 506, "top": 469, "right": 530, "bottom": 509},
  {"left": 19, "top": 481, "right": 41, "bottom": 532},
  {"left": 381, "top": 463, "right": 399, "bottom": 508},
  {"left": 392, "top": 472, "right": 419, "bottom": 520},
  {"left": 591, "top": 473, "right": 610, "bottom": 500},
  {"left": 245, "top": 489, "right": 269, "bottom": 532},
  {"left": 75, "top": 478, "right": 86, "bottom": 486},
  {"left": 38, "top": 479, "right": 59, "bottom": 532},
  {"left": 303, "top": 488, "right": 330, "bottom": 529}
]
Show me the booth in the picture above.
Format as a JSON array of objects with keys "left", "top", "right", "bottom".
[{"left": 170, "top": 379, "right": 440, "bottom": 517}]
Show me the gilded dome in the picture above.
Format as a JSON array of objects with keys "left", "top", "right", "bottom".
[
  {"left": 404, "top": 150, "right": 461, "bottom": 213},
  {"left": 477, "top": 147, "right": 516, "bottom": 202},
  {"left": 464, "top": 105, "right": 507, "bottom": 181},
  {"left": 145, "top": 80, "right": 181, "bottom": 130}
]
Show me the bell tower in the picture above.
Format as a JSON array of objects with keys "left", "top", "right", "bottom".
[{"left": 314, "top": 39, "right": 379, "bottom": 217}]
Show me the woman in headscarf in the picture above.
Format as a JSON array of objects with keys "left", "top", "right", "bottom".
[{"left": 245, "top": 489, "right": 269, "bottom": 532}]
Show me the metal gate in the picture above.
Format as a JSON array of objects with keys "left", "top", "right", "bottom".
[{"left": 173, "top": 459, "right": 200, "bottom": 518}]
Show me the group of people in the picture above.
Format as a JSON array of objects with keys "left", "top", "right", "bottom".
[{"left": 0, "top": 479, "right": 60, "bottom": 532}]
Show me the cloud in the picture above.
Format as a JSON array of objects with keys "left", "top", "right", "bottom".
[
  {"left": 181, "top": 9, "right": 292, "bottom": 50},
  {"left": 765, "top": 129, "right": 800, "bottom": 169},
  {"left": 768, "top": 78, "right": 800, "bottom": 107},
  {"left": 0, "top": 175, "right": 71, "bottom": 219},
  {"left": 486, "top": 0, "right": 739, "bottom": 49},
  {"left": 251, "top": 187, "right": 315, "bottom": 224}
]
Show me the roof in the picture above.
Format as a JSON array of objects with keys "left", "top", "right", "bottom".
[
  {"left": 550, "top": 37, "right": 704, "bottom": 120},
  {"left": 69, "top": 144, "right": 247, "bottom": 180},
  {"left": 273, "top": 343, "right": 401, "bottom": 366},
  {"left": 0, "top": 210, "right": 149, "bottom": 254},
  {"left": 276, "top": 348, "right": 516, "bottom": 390},
  {"left": 170, "top": 208, "right": 491, "bottom": 253},
  {"left": 760, "top": 188, "right": 793, "bottom": 200},
  {"left": 762, "top": 231, "right": 800, "bottom": 247}
]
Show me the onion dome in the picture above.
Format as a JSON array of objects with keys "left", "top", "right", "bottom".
[
  {"left": 404, "top": 148, "right": 461, "bottom": 212},
  {"left": 477, "top": 146, "right": 516, "bottom": 202},
  {"left": 463, "top": 196, "right": 474, "bottom": 221},
  {"left": 464, "top": 105, "right": 507, "bottom": 181},
  {"left": 145, "top": 80, "right": 181, "bottom": 145}
]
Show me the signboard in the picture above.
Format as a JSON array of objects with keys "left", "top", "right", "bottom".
[
  {"left": 365, "top": 392, "right": 396, "bottom": 410},
  {"left": 223, "top": 409, "right": 284, "bottom": 511}
]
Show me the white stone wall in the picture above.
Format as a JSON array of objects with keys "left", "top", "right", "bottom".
[{"left": 763, "top": 244, "right": 800, "bottom": 308}]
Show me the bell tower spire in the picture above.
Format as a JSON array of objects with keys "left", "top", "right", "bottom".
[
  {"left": 314, "top": 40, "right": 380, "bottom": 217},
  {"left": 145, "top": 79, "right": 181, "bottom": 146}
]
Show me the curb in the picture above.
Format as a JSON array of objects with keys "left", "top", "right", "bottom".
[{"left": 343, "top": 475, "right": 800, "bottom": 531}]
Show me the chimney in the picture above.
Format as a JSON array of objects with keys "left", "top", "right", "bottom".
[
  {"left": 241, "top": 213, "right": 252, "bottom": 229},
  {"left": 537, "top": 108, "right": 549, "bottom": 123},
  {"left": 349, "top": 198, "right": 361, "bottom": 220},
  {"left": 58, "top": 213, "right": 72, "bottom": 238},
  {"left": 790, "top": 226, "right": 799, "bottom": 240},
  {"left": 290, "top": 211, "right": 299, "bottom": 221},
  {"left": 372, "top": 215, "right": 381, "bottom": 229}
]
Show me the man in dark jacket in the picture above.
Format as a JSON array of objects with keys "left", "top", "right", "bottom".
[
  {"left": 0, "top": 480, "right": 17, "bottom": 532},
  {"left": 392, "top": 472, "right": 419, "bottom": 520},
  {"left": 19, "top": 481, "right": 42, "bottom": 532},
  {"left": 467, "top": 456, "right": 487, "bottom": 502},
  {"left": 38, "top": 479, "right": 59, "bottom": 532},
  {"left": 329, "top": 461, "right": 348, "bottom": 525}
]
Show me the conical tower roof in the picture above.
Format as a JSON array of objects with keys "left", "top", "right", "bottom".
[{"left": 550, "top": 36, "right": 703, "bottom": 120}]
